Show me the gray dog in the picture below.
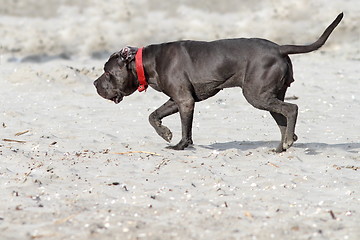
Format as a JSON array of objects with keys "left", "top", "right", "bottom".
[{"left": 94, "top": 13, "right": 343, "bottom": 152}]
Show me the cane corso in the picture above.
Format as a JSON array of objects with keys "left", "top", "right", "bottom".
[{"left": 94, "top": 13, "right": 343, "bottom": 152}]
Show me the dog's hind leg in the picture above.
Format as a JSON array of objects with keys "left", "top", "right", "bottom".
[
  {"left": 270, "top": 87, "right": 298, "bottom": 152},
  {"left": 149, "top": 99, "right": 178, "bottom": 142},
  {"left": 270, "top": 112, "right": 288, "bottom": 152},
  {"left": 243, "top": 85, "right": 298, "bottom": 152},
  {"left": 270, "top": 112, "right": 298, "bottom": 152}
]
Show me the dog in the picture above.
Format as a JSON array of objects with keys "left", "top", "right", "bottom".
[{"left": 94, "top": 13, "right": 343, "bottom": 152}]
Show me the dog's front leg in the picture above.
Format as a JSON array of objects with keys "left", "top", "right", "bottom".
[
  {"left": 149, "top": 99, "right": 178, "bottom": 142},
  {"left": 167, "top": 99, "right": 195, "bottom": 150}
]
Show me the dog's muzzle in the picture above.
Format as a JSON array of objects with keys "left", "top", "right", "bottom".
[
  {"left": 111, "top": 94, "right": 123, "bottom": 104},
  {"left": 94, "top": 79, "right": 123, "bottom": 104}
]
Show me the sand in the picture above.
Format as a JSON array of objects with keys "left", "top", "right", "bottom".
[{"left": 1, "top": 1, "right": 359, "bottom": 239}]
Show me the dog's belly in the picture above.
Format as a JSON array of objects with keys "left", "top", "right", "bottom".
[
  {"left": 190, "top": 73, "right": 243, "bottom": 101},
  {"left": 189, "top": 63, "right": 245, "bottom": 101},
  {"left": 191, "top": 81, "right": 222, "bottom": 101}
]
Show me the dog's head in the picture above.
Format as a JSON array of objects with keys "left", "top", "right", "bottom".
[{"left": 94, "top": 47, "right": 138, "bottom": 104}]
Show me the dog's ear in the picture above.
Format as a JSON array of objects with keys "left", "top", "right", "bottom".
[{"left": 119, "top": 46, "right": 138, "bottom": 64}]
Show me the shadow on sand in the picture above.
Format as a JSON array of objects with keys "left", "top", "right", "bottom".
[{"left": 200, "top": 141, "right": 360, "bottom": 155}]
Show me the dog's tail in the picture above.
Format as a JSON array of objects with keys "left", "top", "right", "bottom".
[{"left": 279, "top": 13, "right": 343, "bottom": 56}]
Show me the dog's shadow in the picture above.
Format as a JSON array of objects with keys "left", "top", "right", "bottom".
[{"left": 199, "top": 141, "right": 360, "bottom": 155}]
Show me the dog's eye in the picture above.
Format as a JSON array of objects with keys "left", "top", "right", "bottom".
[{"left": 105, "top": 72, "right": 110, "bottom": 78}]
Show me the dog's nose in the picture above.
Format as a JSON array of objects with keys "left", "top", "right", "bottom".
[{"left": 93, "top": 79, "right": 98, "bottom": 86}]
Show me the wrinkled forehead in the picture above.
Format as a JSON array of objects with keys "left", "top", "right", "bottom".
[
  {"left": 104, "top": 54, "right": 126, "bottom": 72},
  {"left": 104, "top": 56, "right": 118, "bottom": 72}
]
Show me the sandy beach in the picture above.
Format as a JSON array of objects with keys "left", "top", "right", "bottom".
[{"left": 1, "top": 1, "right": 359, "bottom": 239}]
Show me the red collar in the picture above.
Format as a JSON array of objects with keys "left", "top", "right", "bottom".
[{"left": 135, "top": 47, "right": 148, "bottom": 92}]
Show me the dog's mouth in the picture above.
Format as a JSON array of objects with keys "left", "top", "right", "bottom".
[{"left": 111, "top": 94, "right": 123, "bottom": 104}]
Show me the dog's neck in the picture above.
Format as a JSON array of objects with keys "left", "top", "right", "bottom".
[{"left": 135, "top": 47, "right": 148, "bottom": 92}]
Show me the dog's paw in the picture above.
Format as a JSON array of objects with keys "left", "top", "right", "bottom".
[
  {"left": 166, "top": 144, "right": 185, "bottom": 150},
  {"left": 283, "top": 138, "right": 294, "bottom": 150},
  {"left": 166, "top": 139, "right": 193, "bottom": 150},
  {"left": 156, "top": 126, "right": 173, "bottom": 143},
  {"left": 282, "top": 141, "right": 293, "bottom": 150},
  {"left": 281, "top": 133, "right": 298, "bottom": 151},
  {"left": 274, "top": 144, "right": 286, "bottom": 153}
]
